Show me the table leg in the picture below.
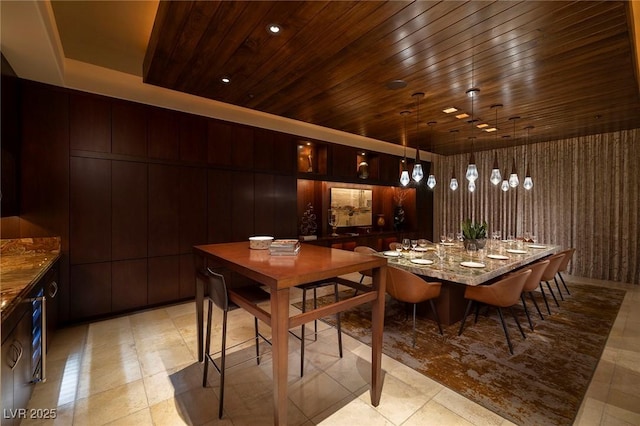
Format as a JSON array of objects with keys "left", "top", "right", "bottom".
[
  {"left": 271, "top": 287, "right": 290, "bottom": 426},
  {"left": 370, "top": 265, "right": 387, "bottom": 406},
  {"left": 194, "top": 255, "right": 205, "bottom": 362}
]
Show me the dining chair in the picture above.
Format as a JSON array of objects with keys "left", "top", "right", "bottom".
[
  {"left": 354, "top": 245, "right": 377, "bottom": 284},
  {"left": 293, "top": 279, "right": 343, "bottom": 377},
  {"left": 200, "top": 268, "right": 271, "bottom": 419},
  {"left": 519, "top": 259, "right": 550, "bottom": 330},
  {"left": 539, "top": 253, "right": 566, "bottom": 313},
  {"left": 458, "top": 268, "right": 531, "bottom": 355},
  {"left": 389, "top": 242, "right": 402, "bottom": 251},
  {"left": 555, "top": 248, "right": 575, "bottom": 296},
  {"left": 386, "top": 266, "right": 443, "bottom": 347}
]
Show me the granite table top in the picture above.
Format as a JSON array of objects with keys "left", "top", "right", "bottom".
[
  {"left": 381, "top": 241, "right": 559, "bottom": 286},
  {"left": 1, "top": 237, "right": 61, "bottom": 320}
]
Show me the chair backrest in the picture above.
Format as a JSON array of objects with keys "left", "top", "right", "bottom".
[
  {"left": 540, "top": 253, "right": 565, "bottom": 281},
  {"left": 522, "top": 259, "right": 550, "bottom": 292},
  {"left": 389, "top": 242, "right": 402, "bottom": 251},
  {"left": 557, "top": 248, "right": 576, "bottom": 273},
  {"left": 386, "top": 266, "right": 441, "bottom": 304},
  {"left": 204, "top": 268, "right": 230, "bottom": 311},
  {"left": 354, "top": 245, "right": 378, "bottom": 277},
  {"left": 465, "top": 269, "right": 531, "bottom": 308}
]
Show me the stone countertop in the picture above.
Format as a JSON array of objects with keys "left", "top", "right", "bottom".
[
  {"left": 1, "top": 237, "right": 61, "bottom": 320},
  {"left": 382, "top": 241, "right": 559, "bottom": 286}
]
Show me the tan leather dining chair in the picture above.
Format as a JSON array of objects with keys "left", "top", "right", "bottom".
[
  {"left": 458, "top": 268, "right": 531, "bottom": 355},
  {"left": 539, "top": 253, "right": 566, "bottom": 314},
  {"left": 386, "top": 266, "right": 443, "bottom": 347},
  {"left": 519, "top": 259, "right": 550, "bottom": 330},
  {"left": 555, "top": 248, "right": 575, "bottom": 296},
  {"left": 389, "top": 242, "right": 402, "bottom": 251},
  {"left": 200, "top": 268, "right": 271, "bottom": 419},
  {"left": 354, "top": 245, "right": 377, "bottom": 284}
]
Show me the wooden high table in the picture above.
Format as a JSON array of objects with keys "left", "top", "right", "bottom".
[
  {"left": 193, "top": 242, "right": 388, "bottom": 425},
  {"left": 388, "top": 242, "right": 559, "bottom": 325}
]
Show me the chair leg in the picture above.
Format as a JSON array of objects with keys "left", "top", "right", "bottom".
[
  {"left": 254, "top": 317, "right": 261, "bottom": 365},
  {"left": 313, "top": 288, "right": 319, "bottom": 341},
  {"left": 333, "top": 283, "right": 343, "bottom": 358},
  {"left": 509, "top": 306, "right": 526, "bottom": 340},
  {"left": 218, "top": 310, "right": 228, "bottom": 419},
  {"left": 458, "top": 300, "right": 474, "bottom": 336},
  {"left": 553, "top": 277, "right": 565, "bottom": 301},
  {"left": 521, "top": 294, "right": 534, "bottom": 331},
  {"left": 528, "top": 292, "right": 544, "bottom": 320},
  {"left": 473, "top": 302, "right": 481, "bottom": 324},
  {"left": 539, "top": 283, "right": 552, "bottom": 315},
  {"left": 203, "top": 300, "right": 213, "bottom": 387},
  {"left": 429, "top": 299, "right": 443, "bottom": 335},
  {"left": 496, "top": 307, "right": 514, "bottom": 355},
  {"left": 545, "top": 281, "right": 560, "bottom": 307},
  {"left": 558, "top": 272, "right": 571, "bottom": 295}
]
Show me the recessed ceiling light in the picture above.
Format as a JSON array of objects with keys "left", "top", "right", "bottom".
[
  {"left": 221, "top": 77, "right": 231, "bottom": 84},
  {"left": 455, "top": 113, "right": 469, "bottom": 119},
  {"left": 443, "top": 107, "right": 458, "bottom": 114},
  {"left": 267, "top": 24, "right": 281, "bottom": 34},
  {"left": 484, "top": 127, "right": 497, "bottom": 132},
  {"left": 386, "top": 80, "right": 407, "bottom": 90},
  {"left": 476, "top": 123, "right": 489, "bottom": 129}
]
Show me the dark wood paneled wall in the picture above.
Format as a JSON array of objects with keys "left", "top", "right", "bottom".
[{"left": 17, "top": 80, "right": 432, "bottom": 324}]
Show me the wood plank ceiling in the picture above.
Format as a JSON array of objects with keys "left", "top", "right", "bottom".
[{"left": 143, "top": 1, "right": 640, "bottom": 156}]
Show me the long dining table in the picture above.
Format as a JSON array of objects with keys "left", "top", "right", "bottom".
[
  {"left": 384, "top": 241, "right": 559, "bottom": 325},
  {"left": 193, "top": 241, "right": 388, "bottom": 425}
]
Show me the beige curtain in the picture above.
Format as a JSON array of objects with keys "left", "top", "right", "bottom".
[{"left": 433, "top": 129, "right": 640, "bottom": 285}]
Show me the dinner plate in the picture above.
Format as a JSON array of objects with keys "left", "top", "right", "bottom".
[
  {"left": 410, "top": 258, "right": 433, "bottom": 265},
  {"left": 383, "top": 251, "right": 401, "bottom": 257},
  {"left": 414, "top": 247, "right": 429, "bottom": 252},
  {"left": 487, "top": 254, "right": 509, "bottom": 260},
  {"left": 441, "top": 242, "right": 455, "bottom": 246},
  {"left": 528, "top": 244, "right": 547, "bottom": 249},
  {"left": 506, "top": 249, "right": 528, "bottom": 254},
  {"left": 460, "top": 261, "right": 486, "bottom": 268}
]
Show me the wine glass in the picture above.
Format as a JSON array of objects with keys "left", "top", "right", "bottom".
[
  {"left": 418, "top": 238, "right": 428, "bottom": 249},
  {"left": 411, "top": 239, "right": 418, "bottom": 251},
  {"left": 402, "top": 238, "right": 411, "bottom": 252},
  {"left": 531, "top": 235, "right": 538, "bottom": 244},
  {"left": 447, "top": 233, "right": 454, "bottom": 244},
  {"left": 435, "top": 244, "right": 446, "bottom": 266},
  {"left": 440, "top": 234, "right": 447, "bottom": 244},
  {"left": 328, "top": 209, "right": 338, "bottom": 237},
  {"left": 456, "top": 231, "right": 464, "bottom": 242}
]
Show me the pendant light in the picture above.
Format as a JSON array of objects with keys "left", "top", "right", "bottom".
[
  {"left": 490, "top": 104, "right": 503, "bottom": 185},
  {"left": 411, "top": 92, "right": 425, "bottom": 183},
  {"left": 399, "top": 111, "right": 411, "bottom": 187},
  {"left": 501, "top": 167, "right": 510, "bottom": 192},
  {"left": 449, "top": 130, "right": 459, "bottom": 190},
  {"left": 465, "top": 88, "right": 480, "bottom": 184},
  {"left": 523, "top": 125, "right": 534, "bottom": 190},
  {"left": 508, "top": 116, "right": 520, "bottom": 188},
  {"left": 426, "top": 121, "right": 437, "bottom": 189}
]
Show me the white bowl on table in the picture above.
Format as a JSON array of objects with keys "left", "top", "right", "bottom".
[{"left": 249, "top": 236, "right": 274, "bottom": 250}]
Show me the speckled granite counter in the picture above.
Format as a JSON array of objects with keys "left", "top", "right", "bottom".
[
  {"left": 1, "top": 237, "right": 61, "bottom": 320},
  {"left": 385, "top": 242, "right": 559, "bottom": 285}
]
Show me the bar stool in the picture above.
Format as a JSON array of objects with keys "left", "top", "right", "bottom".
[
  {"left": 200, "top": 268, "right": 271, "bottom": 419},
  {"left": 294, "top": 280, "right": 343, "bottom": 377},
  {"left": 458, "top": 269, "right": 531, "bottom": 354}
]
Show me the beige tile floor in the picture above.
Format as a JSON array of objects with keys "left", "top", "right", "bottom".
[{"left": 21, "top": 274, "right": 640, "bottom": 425}]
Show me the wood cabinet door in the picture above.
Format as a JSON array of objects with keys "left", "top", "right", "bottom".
[
  {"left": 148, "top": 164, "right": 180, "bottom": 257},
  {"left": 147, "top": 107, "right": 179, "bottom": 160},
  {"left": 112, "top": 161, "right": 148, "bottom": 260},
  {"left": 207, "top": 169, "right": 232, "bottom": 243},
  {"left": 70, "top": 157, "right": 111, "bottom": 264},
  {"left": 70, "top": 92, "right": 111, "bottom": 153},
  {"left": 112, "top": 100, "right": 147, "bottom": 157},
  {"left": 179, "top": 167, "right": 207, "bottom": 253},
  {"left": 179, "top": 114, "right": 207, "bottom": 162},
  {"left": 70, "top": 263, "right": 112, "bottom": 320},
  {"left": 112, "top": 259, "right": 148, "bottom": 312},
  {"left": 330, "top": 144, "right": 357, "bottom": 179},
  {"left": 148, "top": 256, "right": 180, "bottom": 305}
]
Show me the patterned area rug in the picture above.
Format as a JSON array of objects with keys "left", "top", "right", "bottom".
[{"left": 300, "top": 283, "right": 625, "bottom": 425}]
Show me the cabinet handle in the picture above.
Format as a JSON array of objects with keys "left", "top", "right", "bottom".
[
  {"left": 48, "top": 281, "right": 58, "bottom": 298},
  {"left": 7, "top": 340, "right": 23, "bottom": 370}
]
